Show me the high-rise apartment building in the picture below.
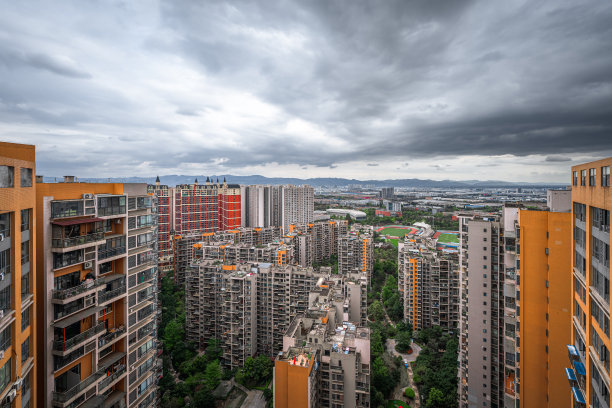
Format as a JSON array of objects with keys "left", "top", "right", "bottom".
[
  {"left": 338, "top": 229, "right": 373, "bottom": 282},
  {"left": 241, "top": 185, "right": 314, "bottom": 232},
  {"left": 174, "top": 179, "right": 218, "bottom": 236},
  {"left": 217, "top": 180, "right": 241, "bottom": 231},
  {"left": 567, "top": 158, "right": 611, "bottom": 408},
  {"left": 380, "top": 187, "right": 394, "bottom": 199},
  {"left": 0, "top": 142, "right": 37, "bottom": 408},
  {"left": 459, "top": 200, "right": 572, "bottom": 408},
  {"left": 185, "top": 261, "right": 319, "bottom": 368},
  {"left": 398, "top": 236, "right": 459, "bottom": 332},
  {"left": 36, "top": 180, "right": 160, "bottom": 408},
  {"left": 274, "top": 275, "right": 370, "bottom": 408},
  {"left": 147, "top": 178, "right": 172, "bottom": 272}
]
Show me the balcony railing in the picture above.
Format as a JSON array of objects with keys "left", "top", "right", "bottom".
[
  {"left": 99, "top": 326, "right": 126, "bottom": 348},
  {"left": 52, "top": 280, "right": 101, "bottom": 301},
  {"left": 52, "top": 232, "right": 105, "bottom": 249},
  {"left": 53, "top": 323, "right": 106, "bottom": 352},
  {"left": 99, "top": 286, "right": 126, "bottom": 303},
  {"left": 52, "top": 369, "right": 105, "bottom": 403},
  {"left": 99, "top": 365, "right": 126, "bottom": 390},
  {"left": 99, "top": 247, "right": 126, "bottom": 260}
]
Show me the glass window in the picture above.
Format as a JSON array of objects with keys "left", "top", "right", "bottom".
[
  {"left": 581, "top": 169, "right": 587, "bottom": 186},
  {"left": 20, "top": 209, "right": 30, "bottom": 232},
  {"left": 22, "top": 306, "right": 30, "bottom": 331},
  {"left": 51, "top": 200, "right": 84, "bottom": 219},
  {"left": 21, "top": 273, "right": 30, "bottom": 296},
  {"left": 0, "top": 358, "right": 11, "bottom": 392},
  {"left": 21, "top": 240, "right": 29, "bottom": 265},
  {"left": 20, "top": 168, "right": 32, "bottom": 187},
  {"left": 603, "top": 166, "right": 611, "bottom": 188},
  {"left": 0, "top": 286, "right": 9, "bottom": 313},
  {"left": 0, "top": 213, "right": 9, "bottom": 239},
  {"left": 0, "top": 325, "right": 11, "bottom": 351},
  {"left": 21, "top": 336, "right": 30, "bottom": 364},
  {"left": 590, "top": 168, "right": 597, "bottom": 186},
  {"left": 0, "top": 166, "right": 14, "bottom": 188},
  {"left": 573, "top": 171, "right": 578, "bottom": 186},
  {"left": 0, "top": 249, "right": 9, "bottom": 275}
]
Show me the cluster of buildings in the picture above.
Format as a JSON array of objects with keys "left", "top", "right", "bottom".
[
  {"left": 0, "top": 142, "right": 161, "bottom": 408},
  {"left": 176, "top": 218, "right": 372, "bottom": 407},
  {"left": 147, "top": 179, "right": 314, "bottom": 271}
]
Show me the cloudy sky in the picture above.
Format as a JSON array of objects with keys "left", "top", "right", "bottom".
[{"left": 1, "top": 0, "right": 611, "bottom": 182}]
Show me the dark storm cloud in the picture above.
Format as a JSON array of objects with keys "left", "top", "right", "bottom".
[{"left": 0, "top": 0, "right": 611, "bottom": 179}]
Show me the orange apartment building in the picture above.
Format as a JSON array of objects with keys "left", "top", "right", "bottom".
[
  {"left": 218, "top": 180, "right": 241, "bottom": 231},
  {"left": 0, "top": 142, "right": 37, "bottom": 408},
  {"left": 567, "top": 158, "right": 611, "bottom": 408},
  {"left": 36, "top": 179, "right": 160, "bottom": 408}
]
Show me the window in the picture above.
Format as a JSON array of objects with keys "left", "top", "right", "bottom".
[
  {"left": 573, "top": 171, "right": 578, "bottom": 186},
  {"left": 0, "top": 166, "right": 14, "bottom": 188},
  {"left": 0, "top": 249, "right": 9, "bottom": 275},
  {"left": 0, "top": 286, "right": 9, "bottom": 312},
  {"left": 0, "top": 359, "right": 10, "bottom": 392},
  {"left": 22, "top": 306, "right": 30, "bottom": 331},
  {"left": 51, "top": 200, "right": 84, "bottom": 219},
  {"left": 20, "top": 168, "right": 32, "bottom": 187},
  {"left": 19, "top": 209, "right": 30, "bottom": 232},
  {"left": 581, "top": 169, "right": 587, "bottom": 186},
  {"left": 603, "top": 166, "right": 611, "bottom": 187},
  {"left": 21, "top": 240, "right": 29, "bottom": 264},
  {"left": 21, "top": 273, "right": 30, "bottom": 296},
  {"left": 590, "top": 168, "right": 597, "bottom": 186},
  {"left": 21, "top": 336, "right": 30, "bottom": 364},
  {"left": 0, "top": 213, "right": 9, "bottom": 239},
  {"left": 0, "top": 325, "right": 11, "bottom": 351}
]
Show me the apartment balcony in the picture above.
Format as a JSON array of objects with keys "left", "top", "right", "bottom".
[
  {"left": 99, "top": 285, "right": 127, "bottom": 305},
  {"left": 98, "top": 246, "right": 127, "bottom": 261},
  {"left": 52, "top": 232, "right": 106, "bottom": 253},
  {"left": 53, "top": 296, "right": 98, "bottom": 323},
  {"left": 52, "top": 280, "right": 105, "bottom": 304},
  {"left": 52, "top": 369, "right": 105, "bottom": 407},
  {"left": 98, "top": 364, "right": 127, "bottom": 393},
  {"left": 99, "top": 325, "right": 127, "bottom": 349},
  {"left": 53, "top": 322, "right": 107, "bottom": 356}
]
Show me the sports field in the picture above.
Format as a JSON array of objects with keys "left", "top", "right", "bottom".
[
  {"left": 437, "top": 233, "right": 459, "bottom": 244},
  {"left": 377, "top": 226, "right": 417, "bottom": 237}
]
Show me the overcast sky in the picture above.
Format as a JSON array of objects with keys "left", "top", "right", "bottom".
[{"left": 1, "top": 0, "right": 611, "bottom": 182}]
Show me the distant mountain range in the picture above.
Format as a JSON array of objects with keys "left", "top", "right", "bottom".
[{"left": 42, "top": 175, "right": 567, "bottom": 189}]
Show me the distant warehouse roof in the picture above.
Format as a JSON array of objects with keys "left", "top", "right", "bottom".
[{"left": 326, "top": 208, "right": 367, "bottom": 220}]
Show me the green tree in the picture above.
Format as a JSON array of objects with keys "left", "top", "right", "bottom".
[
  {"left": 426, "top": 387, "right": 445, "bottom": 408},
  {"left": 368, "top": 301, "right": 385, "bottom": 322},
  {"left": 205, "top": 360, "right": 222, "bottom": 390},
  {"left": 396, "top": 330, "right": 412, "bottom": 353},
  {"left": 191, "top": 388, "right": 215, "bottom": 407}
]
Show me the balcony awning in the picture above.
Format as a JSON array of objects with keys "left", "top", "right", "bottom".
[
  {"left": 54, "top": 306, "right": 104, "bottom": 328},
  {"left": 565, "top": 368, "right": 577, "bottom": 381},
  {"left": 573, "top": 360, "right": 586, "bottom": 376},
  {"left": 567, "top": 344, "right": 579, "bottom": 357},
  {"left": 571, "top": 387, "right": 586, "bottom": 404},
  {"left": 52, "top": 217, "right": 103, "bottom": 226},
  {"left": 98, "top": 273, "right": 124, "bottom": 284},
  {"left": 99, "top": 351, "right": 126, "bottom": 370}
]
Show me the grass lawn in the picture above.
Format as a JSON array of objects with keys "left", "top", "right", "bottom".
[
  {"left": 437, "top": 233, "right": 459, "bottom": 243},
  {"left": 386, "top": 400, "right": 410, "bottom": 408},
  {"left": 386, "top": 238, "right": 399, "bottom": 247},
  {"left": 379, "top": 227, "right": 412, "bottom": 237}
]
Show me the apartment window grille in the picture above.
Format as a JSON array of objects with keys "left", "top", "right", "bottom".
[
  {"left": 603, "top": 166, "right": 611, "bottom": 187},
  {"left": 593, "top": 207, "right": 611, "bottom": 233},
  {"left": 0, "top": 358, "right": 10, "bottom": 392},
  {"left": 0, "top": 166, "right": 14, "bottom": 188},
  {"left": 21, "top": 336, "right": 30, "bottom": 364},
  {"left": 0, "top": 248, "right": 9, "bottom": 275},
  {"left": 21, "top": 209, "right": 30, "bottom": 231},
  {"left": 20, "top": 168, "right": 32, "bottom": 187},
  {"left": 581, "top": 169, "right": 587, "bottom": 186},
  {"left": 22, "top": 306, "right": 30, "bottom": 331},
  {"left": 590, "top": 168, "right": 597, "bottom": 186},
  {"left": 0, "top": 326, "right": 10, "bottom": 352},
  {"left": 0, "top": 287, "right": 10, "bottom": 313},
  {"left": 21, "top": 273, "right": 30, "bottom": 296},
  {"left": 21, "top": 240, "right": 29, "bottom": 265}
]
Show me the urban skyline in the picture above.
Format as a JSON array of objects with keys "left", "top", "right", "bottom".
[{"left": 1, "top": 1, "right": 612, "bottom": 182}]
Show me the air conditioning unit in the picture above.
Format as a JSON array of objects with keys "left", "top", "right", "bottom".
[
  {"left": 83, "top": 193, "right": 94, "bottom": 199},
  {"left": 84, "top": 261, "right": 93, "bottom": 270},
  {"left": 13, "top": 377, "right": 22, "bottom": 390},
  {"left": 115, "top": 219, "right": 121, "bottom": 224},
  {"left": 3, "top": 389, "right": 16, "bottom": 404}
]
